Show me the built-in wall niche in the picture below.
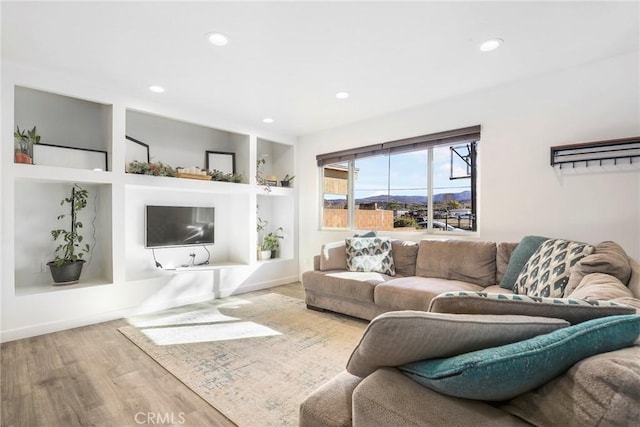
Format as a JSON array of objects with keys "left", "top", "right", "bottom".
[
  {"left": 257, "top": 138, "right": 295, "bottom": 187},
  {"left": 257, "top": 193, "right": 295, "bottom": 261},
  {"left": 13, "top": 180, "right": 113, "bottom": 295},
  {"left": 14, "top": 86, "right": 112, "bottom": 171},
  {"left": 124, "top": 186, "right": 252, "bottom": 281},
  {"left": 125, "top": 110, "right": 250, "bottom": 183}
]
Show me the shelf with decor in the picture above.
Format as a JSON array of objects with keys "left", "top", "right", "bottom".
[
  {"left": 124, "top": 171, "right": 251, "bottom": 194},
  {"left": 12, "top": 163, "right": 114, "bottom": 184},
  {"left": 256, "top": 192, "right": 295, "bottom": 262},
  {"left": 125, "top": 109, "right": 250, "bottom": 184},
  {"left": 256, "top": 137, "right": 295, "bottom": 188},
  {"left": 12, "top": 180, "right": 113, "bottom": 294},
  {"left": 14, "top": 86, "right": 112, "bottom": 171}
]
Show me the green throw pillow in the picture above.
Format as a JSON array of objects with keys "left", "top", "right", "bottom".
[
  {"left": 500, "top": 236, "right": 548, "bottom": 290},
  {"left": 399, "top": 314, "right": 640, "bottom": 401}
]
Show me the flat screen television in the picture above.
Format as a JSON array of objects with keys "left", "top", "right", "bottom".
[{"left": 145, "top": 205, "right": 215, "bottom": 248}]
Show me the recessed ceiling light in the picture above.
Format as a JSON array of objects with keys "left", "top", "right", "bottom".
[
  {"left": 148, "top": 85, "right": 165, "bottom": 93},
  {"left": 207, "top": 32, "right": 229, "bottom": 46},
  {"left": 479, "top": 38, "right": 503, "bottom": 52},
  {"left": 262, "top": 117, "right": 274, "bottom": 124},
  {"left": 336, "top": 91, "right": 350, "bottom": 99}
]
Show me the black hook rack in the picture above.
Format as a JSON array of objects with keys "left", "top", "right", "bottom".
[{"left": 550, "top": 136, "right": 640, "bottom": 168}]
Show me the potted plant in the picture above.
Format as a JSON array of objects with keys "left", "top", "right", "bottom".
[
  {"left": 261, "top": 227, "right": 284, "bottom": 259},
  {"left": 256, "top": 213, "right": 271, "bottom": 260},
  {"left": 280, "top": 174, "right": 295, "bottom": 187},
  {"left": 256, "top": 158, "right": 272, "bottom": 194},
  {"left": 48, "top": 184, "right": 91, "bottom": 284},
  {"left": 14, "top": 125, "right": 40, "bottom": 164}
]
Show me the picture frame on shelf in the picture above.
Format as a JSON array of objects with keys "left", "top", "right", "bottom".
[
  {"left": 125, "top": 135, "right": 150, "bottom": 165},
  {"left": 205, "top": 151, "right": 235, "bottom": 174},
  {"left": 33, "top": 143, "right": 108, "bottom": 171}
]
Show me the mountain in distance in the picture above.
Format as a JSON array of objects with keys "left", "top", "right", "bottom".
[{"left": 355, "top": 190, "right": 471, "bottom": 205}]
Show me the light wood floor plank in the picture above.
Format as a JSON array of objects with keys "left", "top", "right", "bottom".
[{"left": 1, "top": 282, "right": 304, "bottom": 427}]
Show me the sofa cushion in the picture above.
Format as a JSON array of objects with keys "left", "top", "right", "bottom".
[
  {"left": 496, "top": 242, "right": 518, "bottom": 285},
  {"left": 374, "top": 277, "right": 483, "bottom": 311},
  {"left": 501, "top": 343, "right": 640, "bottom": 426},
  {"left": 345, "top": 237, "right": 395, "bottom": 275},
  {"left": 415, "top": 240, "right": 497, "bottom": 286},
  {"left": 399, "top": 315, "right": 640, "bottom": 401},
  {"left": 564, "top": 241, "right": 632, "bottom": 296},
  {"left": 352, "top": 368, "right": 530, "bottom": 427},
  {"left": 568, "top": 272, "right": 633, "bottom": 301},
  {"left": 513, "top": 238, "right": 595, "bottom": 297},
  {"left": 346, "top": 311, "right": 569, "bottom": 378},
  {"left": 499, "top": 235, "right": 549, "bottom": 290},
  {"left": 429, "top": 291, "right": 636, "bottom": 324},
  {"left": 302, "top": 270, "right": 390, "bottom": 303},
  {"left": 319, "top": 241, "right": 347, "bottom": 271},
  {"left": 390, "top": 240, "right": 418, "bottom": 277}
]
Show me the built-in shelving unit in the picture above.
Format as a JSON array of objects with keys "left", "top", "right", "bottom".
[
  {"left": 2, "top": 71, "right": 297, "bottom": 341},
  {"left": 550, "top": 136, "right": 640, "bottom": 168}
]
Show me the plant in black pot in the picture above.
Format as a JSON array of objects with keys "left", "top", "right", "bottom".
[
  {"left": 261, "top": 227, "right": 284, "bottom": 259},
  {"left": 280, "top": 174, "right": 295, "bottom": 188},
  {"left": 48, "top": 184, "right": 91, "bottom": 285}
]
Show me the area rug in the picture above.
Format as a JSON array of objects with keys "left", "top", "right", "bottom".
[{"left": 118, "top": 293, "right": 367, "bottom": 426}]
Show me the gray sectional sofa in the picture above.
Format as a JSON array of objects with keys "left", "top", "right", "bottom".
[
  {"left": 303, "top": 239, "right": 522, "bottom": 320},
  {"left": 300, "top": 238, "right": 640, "bottom": 427}
]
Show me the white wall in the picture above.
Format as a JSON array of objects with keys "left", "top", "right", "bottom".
[{"left": 297, "top": 52, "right": 640, "bottom": 274}]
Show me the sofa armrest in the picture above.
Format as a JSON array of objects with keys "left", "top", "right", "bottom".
[
  {"left": 353, "top": 368, "right": 530, "bottom": 427},
  {"left": 313, "top": 255, "right": 320, "bottom": 271},
  {"left": 299, "top": 370, "right": 363, "bottom": 427}
]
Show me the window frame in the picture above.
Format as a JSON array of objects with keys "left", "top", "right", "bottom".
[{"left": 318, "top": 126, "right": 480, "bottom": 234}]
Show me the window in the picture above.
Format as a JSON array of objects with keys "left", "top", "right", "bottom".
[{"left": 318, "top": 126, "right": 479, "bottom": 233}]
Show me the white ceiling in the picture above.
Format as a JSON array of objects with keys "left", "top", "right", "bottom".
[{"left": 2, "top": 1, "right": 639, "bottom": 137}]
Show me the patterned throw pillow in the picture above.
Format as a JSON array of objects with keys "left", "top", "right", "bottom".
[
  {"left": 514, "top": 239, "right": 595, "bottom": 297},
  {"left": 345, "top": 237, "right": 395, "bottom": 276},
  {"left": 428, "top": 291, "right": 635, "bottom": 324}
]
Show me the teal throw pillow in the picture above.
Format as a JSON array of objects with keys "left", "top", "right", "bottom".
[
  {"left": 500, "top": 236, "right": 549, "bottom": 290},
  {"left": 345, "top": 237, "right": 395, "bottom": 275},
  {"left": 354, "top": 231, "right": 377, "bottom": 238},
  {"left": 399, "top": 314, "right": 640, "bottom": 401}
]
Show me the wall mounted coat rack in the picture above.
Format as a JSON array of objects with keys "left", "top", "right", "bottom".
[{"left": 550, "top": 136, "right": 640, "bottom": 168}]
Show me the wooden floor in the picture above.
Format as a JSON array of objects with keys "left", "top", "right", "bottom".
[{"left": 1, "top": 283, "right": 305, "bottom": 427}]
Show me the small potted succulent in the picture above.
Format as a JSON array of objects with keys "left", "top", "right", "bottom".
[
  {"left": 48, "top": 184, "right": 91, "bottom": 284},
  {"left": 14, "top": 125, "right": 40, "bottom": 164}
]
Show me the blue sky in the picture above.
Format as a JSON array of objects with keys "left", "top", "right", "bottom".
[{"left": 352, "top": 146, "right": 471, "bottom": 198}]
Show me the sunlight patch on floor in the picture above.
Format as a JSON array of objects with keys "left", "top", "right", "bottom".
[
  {"left": 140, "top": 321, "right": 282, "bottom": 345},
  {"left": 128, "top": 307, "right": 239, "bottom": 328}
]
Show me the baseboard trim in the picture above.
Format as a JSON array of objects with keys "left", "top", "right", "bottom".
[
  {"left": 2, "top": 278, "right": 301, "bottom": 343},
  {"left": 0, "top": 291, "right": 216, "bottom": 343}
]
